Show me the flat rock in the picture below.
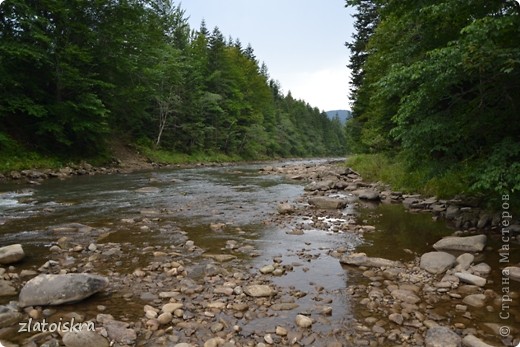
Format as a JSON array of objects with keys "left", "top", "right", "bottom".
[
  {"left": 103, "top": 319, "right": 137, "bottom": 345},
  {"left": 455, "top": 253, "right": 474, "bottom": 271},
  {"left": 0, "top": 280, "right": 17, "bottom": 297},
  {"left": 244, "top": 285, "right": 276, "bottom": 297},
  {"left": 203, "top": 254, "right": 237, "bottom": 262},
  {"left": 277, "top": 202, "right": 295, "bottom": 214},
  {"left": 340, "top": 253, "right": 402, "bottom": 268},
  {"left": 391, "top": 289, "right": 420, "bottom": 304},
  {"left": 62, "top": 330, "right": 109, "bottom": 347},
  {"left": 270, "top": 303, "right": 299, "bottom": 311},
  {"left": 420, "top": 252, "right": 456, "bottom": 274},
  {"left": 308, "top": 197, "right": 347, "bottom": 209},
  {"left": 454, "top": 272, "right": 486, "bottom": 287},
  {"left": 135, "top": 186, "right": 160, "bottom": 193},
  {"left": 425, "top": 326, "right": 461, "bottom": 347},
  {"left": 503, "top": 266, "right": 520, "bottom": 282},
  {"left": 18, "top": 274, "right": 109, "bottom": 307},
  {"left": 433, "top": 235, "right": 486, "bottom": 253},
  {"left": 354, "top": 189, "right": 380, "bottom": 201},
  {"left": 462, "top": 334, "right": 495, "bottom": 347},
  {"left": 462, "top": 294, "right": 486, "bottom": 308},
  {"left": 0, "top": 244, "right": 25, "bottom": 265},
  {"left": 295, "top": 314, "right": 312, "bottom": 328}
]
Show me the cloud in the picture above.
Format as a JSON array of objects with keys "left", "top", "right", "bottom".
[{"left": 282, "top": 65, "right": 352, "bottom": 111}]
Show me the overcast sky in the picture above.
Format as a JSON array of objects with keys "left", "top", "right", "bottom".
[{"left": 181, "top": 0, "right": 355, "bottom": 112}]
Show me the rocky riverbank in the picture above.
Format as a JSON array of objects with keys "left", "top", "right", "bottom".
[{"left": 0, "top": 160, "right": 519, "bottom": 346}]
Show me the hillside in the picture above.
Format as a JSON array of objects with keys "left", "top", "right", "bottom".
[{"left": 326, "top": 110, "right": 352, "bottom": 124}]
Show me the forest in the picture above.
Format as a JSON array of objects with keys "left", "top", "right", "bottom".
[
  {"left": 345, "top": 0, "right": 520, "bottom": 203},
  {"left": 0, "top": 0, "right": 346, "bottom": 169}
]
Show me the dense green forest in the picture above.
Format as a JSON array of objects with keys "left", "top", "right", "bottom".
[
  {"left": 0, "top": 0, "right": 346, "bottom": 169},
  {"left": 345, "top": 0, "right": 520, "bottom": 202}
]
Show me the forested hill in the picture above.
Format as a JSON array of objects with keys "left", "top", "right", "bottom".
[
  {"left": 345, "top": 0, "right": 520, "bottom": 201},
  {"left": 0, "top": 1, "right": 346, "bottom": 167}
]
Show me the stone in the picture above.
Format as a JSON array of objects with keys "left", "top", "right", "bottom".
[
  {"left": 454, "top": 272, "right": 486, "bottom": 287},
  {"left": 354, "top": 189, "right": 380, "bottom": 201},
  {"left": 157, "top": 312, "right": 172, "bottom": 325},
  {"left": 425, "top": 326, "right": 461, "bottom": 347},
  {"left": 0, "top": 311, "right": 23, "bottom": 329},
  {"left": 204, "top": 337, "right": 225, "bottom": 347},
  {"left": 103, "top": 319, "right": 137, "bottom": 345},
  {"left": 308, "top": 197, "right": 347, "bottom": 209},
  {"left": 455, "top": 253, "right": 474, "bottom": 271},
  {"left": 162, "top": 303, "right": 184, "bottom": 313},
  {"left": 420, "top": 252, "right": 456, "bottom": 274},
  {"left": 391, "top": 289, "right": 420, "bottom": 304},
  {"left": 260, "top": 265, "right": 275, "bottom": 274},
  {"left": 462, "top": 294, "right": 486, "bottom": 308},
  {"left": 270, "top": 303, "right": 299, "bottom": 311},
  {"left": 276, "top": 326, "right": 288, "bottom": 336},
  {"left": 203, "top": 254, "right": 237, "bottom": 262},
  {"left": 135, "top": 187, "right": 160, "bottom": 193},
  {"left": 340, "top": 253, "right": 402, "bottom": 268},
  {"left": 0, "top": 280, "right": 17, "bottom": 296},
  {"left": 503, "top": 266, "right": 520, "bottom": 282},
  {"left": 18, "top": 274, "right": 109, "bottom": 307},
  {"left": 462, "top": 334, "right": 495, "bottom": 347},
  {"left": 244, "top": 285, "right": 276, "bottom": 297},
  {"left": 62, "top": 331, "right": 109, "bottom": 347},
  {"left": 433, "top": 235, "right": 487, "bottom": 253},
  {"left": 0, "top": 244, "right": 25, "bottom": 265},
  {"left": 389, "top": 313, "right": 403, "bottom": 325},
  {"left": 470, "top": 263, "right": 492, "bottom": 277},
  {"left": 295, "top": 314, "right": 312, "bottom": 328},
  {"left": 277, "top": 203, "right": 295, "bottom": 214}
]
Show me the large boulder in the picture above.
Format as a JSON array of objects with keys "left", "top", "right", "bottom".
[
  {"left": 420, "top": 252, "right": 456, "bottom": 274},
  {"left": 0, "top": 244, "right": 25, "bottom": 265},
  {"left": 18, "top": 274, "right": 109, "bottom": 307},
  {"left": 340, "top": 253, "right": 402, "bottom": 268},
  {"left": 308, "top": 197, "right": 347, "bottom": 209},
  {"left": 433, "top": 235, "right": 487, "bottom": 253}
]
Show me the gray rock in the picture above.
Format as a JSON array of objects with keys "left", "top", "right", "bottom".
[
  {"left": 277, "top": 202, "right": 295, "bottom": 214},
  {"left": 462, "top": 294, "right": 486, "bottom": 308},
  {"left": 308, "top": 197, "right": 347, "bottom": 209},
  {"left": 454, "top": 272, "right": 486, "bottom": 287},
  {"left": 391, "top": 289, "right": 420, "bottom": 304},
  {"left": 340, "top": 253, "right": 402, "bottom": 268},
  {"left": 455, "top": 253, "right": 474, "bottom": 272},
  {"left": 0, "top": 310, "right": 23, "bottom": 329},
  {"left": 18, "top": 274, "right": 109, "bottom": 307},
  {"left": 62, "top": 330, "right": 109, "bottom": 347},
  {"left": 0, "top": 280, "right": 17, "bottom": 297},
  {"left": 355, "top": 189, "right": 380, "bottom": 201},
  {"left": 295, "top": 314, "right": 312, "bottom": 328},
  {"left": 243, "top": 285, "right": 276, "bottom": 297},
  {"left": 0, "top": 244, "right": 25, "bottom": 265},
  {"left": 445, "top": 206, "right": 460, "bottom": 220},
  {"left": 103, "top": 319, "right": 137, "bottom": 345},
  {"left": 470, "top": 263, "right": 492, "bottom": 276},
  {"left": 503, "top": 266, "right": 520, "bottom": 282},
  {"left": 462, "top": 334, "right": 495, "bottom": 347},
  {"left": 389, "top": 313, "right": 403, "bottom": 325},
  {"left": 135, "top": 186, "right": 160, "bottom": 193},
  {"left": 304, "top": 180, "right": 334, "bottom": 191},
  {"left": 425, "top": 326, "right": 461, "bottom": 347},
  {"left": 433, "top": 235, "right": 487, "bottom": 253},
  {"left": 270, "top": 303, "right": 299, "bottom": 311},
  {"left": 420, "top": 252, "right": 456, "bottom": 274}
]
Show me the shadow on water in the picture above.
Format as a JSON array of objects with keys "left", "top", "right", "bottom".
[{"left": 356, "top": 203, "right": 455, "bottom": 261}]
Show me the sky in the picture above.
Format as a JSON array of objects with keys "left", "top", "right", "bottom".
[{"left": 180, "top": 0, "right": 355, "bottom": 112}]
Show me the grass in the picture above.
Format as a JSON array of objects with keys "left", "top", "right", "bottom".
[
  {"left": 346, "top": 153, "right": 470, "bottom": 198},
  {"left": 139, "top": 146, "right": 244, "bottom": 165}
]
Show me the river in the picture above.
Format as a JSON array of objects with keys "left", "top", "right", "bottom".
[{"left": 0, "top": 160, "right": 518, "bottom": 346}]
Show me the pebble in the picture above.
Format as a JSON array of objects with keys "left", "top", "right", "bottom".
[{"left": 295, "top": 314, "right": 313, "bottom": 328}]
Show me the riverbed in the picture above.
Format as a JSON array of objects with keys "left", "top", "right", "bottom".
[{"left": 0, "top": 160, "right": 519, "bottom": 346}]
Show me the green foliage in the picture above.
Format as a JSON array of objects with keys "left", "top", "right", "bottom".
[
  {"left": 345, "top": 0, "right": 520, "bottom": 200},
  {"left": 0, "top": 0, "right": 346, "bottom": 170}
]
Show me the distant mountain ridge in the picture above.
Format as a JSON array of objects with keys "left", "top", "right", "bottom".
[{"left": 325, "top": 110, "right": 352, "bottom": 124}]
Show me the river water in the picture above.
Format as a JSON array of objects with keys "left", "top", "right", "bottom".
[{"left": 1, "top": 160, "right": 517, "bottom": 345}]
